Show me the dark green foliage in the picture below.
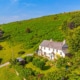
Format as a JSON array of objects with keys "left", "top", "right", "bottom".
[
  {"left": 0, "top": 29, "right": 4, "bottom": 38},
  {"left": 25, "top": 56, "right": 33, "bottom": 63},
  {"left": 55, "top": 57, "right": 68, "bottom": 68},
  {"left": 0, "top": 34, "right": 10, "bottom": 42},
  {"left": 9, "top": 58, "right": 18, "bottom": 65},
  {"left": 69, "top": 73, "right": 80, "bottom": 80},
  {"left": 18, "top": 51, "right": 25, "bottom": 55},
  {"left": 61, "top": 20, "right": 69, "bottom": 35},
  {"left": 0, "top": 45, "right": 3, "bottom": 50},
  {"left": 14, "top": 65, "right": 40, "bottom": 80},
  {"left": 26, "top": 28, "right": 31, "bottom": 33},
  {"left": 70, "top": 14, "right": 80, "bottom": 28},
  {"left": 0, "top": 58, "right": 3, "bottom": 64},
  {"left": 61, "top": 12, "right": 80, "bottom": 36},
  {"left": 42, "top": 69, "right": 68, "bottom": 80},
  {"left": 32, "top": 57, "right": 46, "bottom": 70},
  {"left": 67, "top": 27, "right": 80, "bottom": 53},
  {"left": 61, "top": 11, "right": 80, "bottom": 54}
]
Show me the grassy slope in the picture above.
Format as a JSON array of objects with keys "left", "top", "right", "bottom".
[
  {"left": 0, "top": 11, "right": 79, "bottom": 63},
  {"left": 0, "top": 41, "right": 33, "bottom": 63},
  {"left": 0, "top": 66, "right": 21, "bottom": 80},
  {"left": 1, "top": 12, "right": 71, "bottom": 50}
]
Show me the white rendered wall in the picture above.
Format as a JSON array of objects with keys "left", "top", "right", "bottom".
[{"left": 39, "top": 46, "right": 65, "bottom": 59}]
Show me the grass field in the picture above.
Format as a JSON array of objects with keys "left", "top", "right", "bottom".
[
  {"left": 0, "top": 66, "right": 21, "bottom": 80},
  {"left": 0, "top": 41, "right": 34, "bottom": 63}
]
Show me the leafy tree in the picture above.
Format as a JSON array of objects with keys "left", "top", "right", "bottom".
[
  {"left": 25, "top": 56, "right": 33, "bottom": 63},
  {"left": 67, "top": 27, "right": 80, "bottom": 53},
  {"left": 68, "top": 73, "right": 80, "bottom": 80},
  {"left": 42, "top": 69, "right": 69, "bottom": 80},
  {"left": 0, "top": 29, "right": 4, "bottom": 38},
  {"left": 26, "top": 28, "right": 31, "bottom": 33},
  {"left": 18, "top": 51, "right": 25, "bottom": 55},
  {"left": 61, "top": 13, "right": 80, "bottom": 36},
  {"left": 55, "top": 57, "right": 69, "bottom": 68},
  {"left": 32, "top": 58, "right": 46, "bottom": 70}
]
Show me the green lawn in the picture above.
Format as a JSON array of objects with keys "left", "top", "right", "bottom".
[{"left": 0, "top": 66, "right": 21, "bottom": 80}]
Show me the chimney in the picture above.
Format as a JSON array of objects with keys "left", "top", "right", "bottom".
[{"left": 63, "top": 40, "right": 66, "bottom": 45}]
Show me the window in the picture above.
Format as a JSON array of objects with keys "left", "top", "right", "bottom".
[{"left": 60, "top": 52, "right": 62, "bottom": 55}]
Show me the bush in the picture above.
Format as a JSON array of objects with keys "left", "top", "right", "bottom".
[
  {"left": 0, "top": 45, "right": 3, "bottom": 50},
  {"left": 18, "top": 51, "right": 25, "bottom": 55},
  {"left": 26, "top": 28, "right": 31, "bottom": 33},
  {"left": 25, "top": 56, "right": 33, "bottom": 63},
  {"left": 43, "top": 58, "right": 48, "bottom": 62},
  {"left": 0, "top": 58, "right": 2, "bottom": 64},
  {"left": 32, "top": 57, "right": 46, "bottom": 70}
]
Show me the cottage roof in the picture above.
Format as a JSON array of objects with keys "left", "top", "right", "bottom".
[{"left": 40, "top": 40, "right": 64, "bottom": 50}]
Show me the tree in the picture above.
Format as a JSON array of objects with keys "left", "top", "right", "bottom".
[
  {"left": 26, "top": 28, "right": 31, "bottom": 33},
  {"left": 42, "top": 69, "right": 69, "bottom": 80},
  {"left": 32, "top": 58, "right": 46, "bottom": 70},
  {"left": 25, "top": 56, "right": 33, "bottom": 63},
  {"left": 61, "top": 14, "right": 80, "bottom": 35},
  {"left": 0, "top": 29, "right": 4, "bottom": 38},
  {"left": 55, "top": 57, "right": 69, "bottom": 68},
  {"left": 69, "top": 73, "right": 80, "bottom": 80},
  {"left": 67, "top": 27, "right": 80, "bottom": 53},
  {"left": 18, "top": 51, "right": 25, "bottom": 55},
  {"left": 68, "top": 21, "right": 75, "bottom": 29}
]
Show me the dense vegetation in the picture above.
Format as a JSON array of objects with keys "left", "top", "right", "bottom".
[
  {"left": 0, "top": 11, "right": 80, "bottom": 80},
  {"left": 0, "top": 12, "right": 72, "bottom": 49}
]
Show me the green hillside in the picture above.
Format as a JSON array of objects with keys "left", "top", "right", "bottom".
[
  {"left": 0, "top": 11, "right": 80, "bottom": 63},
  {"left": 0, "top": 12, "right": 73, "bottom": 50}
]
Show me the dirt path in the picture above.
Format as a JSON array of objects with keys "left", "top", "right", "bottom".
[{"left": 0, "top": 62, "right": 10, "bottom": 68}]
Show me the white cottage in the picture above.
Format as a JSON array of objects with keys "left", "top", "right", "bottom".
[{"left": 38, "top": 39, "right": 68, "bottom": 60}]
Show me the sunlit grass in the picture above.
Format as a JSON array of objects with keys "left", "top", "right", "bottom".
[
  {"left": 0, "top": 41, "right": 34, "bottom": 63},
  {"left": 0, "top": 66, "right": 21, "bottom": 80},
  {"left": 26, "top": 62, "right": 57, "bottom": 74}
]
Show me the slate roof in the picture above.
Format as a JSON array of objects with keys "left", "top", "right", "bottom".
[{"left": 40, "top": 40, "right": 64, "bottom": 50}]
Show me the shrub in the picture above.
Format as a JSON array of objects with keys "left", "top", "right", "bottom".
[
  {"left": 0, "top": 45, "right": 3, "bottom": 50},
  {"left": 26, "top": 28, "right": 31, "bottom": 33},
  {"left": 43, "top": 58, "right": 48, "bottom": 62},
  {"left": 32, "top": 57, "right": 46, "bottom": 70},
  {"left": 18, "top": 51, "right": 25, "bottom": 55},
  {"left": 25, "top": 56, "right": 33, "bottom": 63}
]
